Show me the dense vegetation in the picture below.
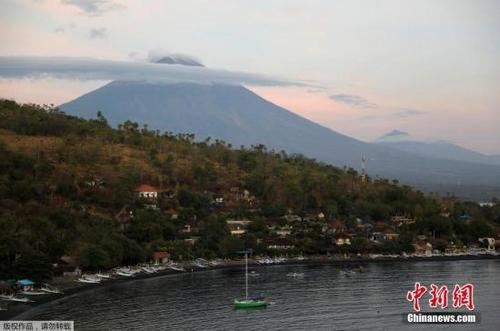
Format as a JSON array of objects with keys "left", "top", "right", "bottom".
[{"left": 0, "top": 99, "right": 499, "bottom": 281}]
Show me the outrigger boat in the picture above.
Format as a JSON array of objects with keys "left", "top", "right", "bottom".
[
  {"left": 167, "top": 263, "right": 185, "bottom": 272},
  {"left": 115, "top": 267, "right": 137, "bottom": 277},
  {"left": 95, "top": 272, "right": 112, "bottom": 279},
  {"left": 77, "top": 275, "right": 101, "bottom": 284},
  {"left": 0, "top": 295, "right": 33, "bottom": 303},
  {"left": 40, "top": 284, "right": 63, "bottom": 294},
  {"left": 141, "top": 266, "right": 156, "bottom": 274},
  {"left": 192, "top": 258, "right": 208, "bottom": 268},
  {"left": 10, "top": 296, "right": 34, "bottom": 303},
  {"left": 234, "top": 250, "right": 267, "bottom": 309},
  {"left": 19, "top": 289, "right": 47, "bottom": 296}
]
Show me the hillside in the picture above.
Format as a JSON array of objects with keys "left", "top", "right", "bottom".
[
  {"left": 1, "top": 100, "right": 499, "bottom": 281},
  {"left": 59, "top": 81, "right": 500, "bottom": 199}
]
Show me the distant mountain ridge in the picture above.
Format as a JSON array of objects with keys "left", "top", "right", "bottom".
[
  {"left": 60, "top": 81, "right": 500, "bottom": 199},
  {"left": 375, "top": 130, "right": 500, "bottom": 165}
]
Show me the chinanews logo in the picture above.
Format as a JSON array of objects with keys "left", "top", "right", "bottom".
[{"left": 404, "top": 282, "right": 479, "bottom": 324}]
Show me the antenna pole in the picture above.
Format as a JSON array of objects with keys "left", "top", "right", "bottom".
[
  {"left": 361, "top": 155, "right": 366, "bottom": 182},
  {"left": 245, "top": 253, "right": 248, "bottom": 300}
]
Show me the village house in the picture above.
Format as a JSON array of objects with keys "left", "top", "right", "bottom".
[
  {"left": 414, "top": 240, "right": 433, "bottom": 256},
  {"left": 135, "top": 184, "right": 159, "bottom": 199},
  {"left": 226, "top": 219, "right": 252, "bottom": 236},
  {"left": 152, "top": 251, "right": 170, "bottom": 264},
  {"left": 335, "top": 234, "right": 351, "bottom": 246},
  {"left": 273, "top": 225, "right": 292, "bottom": 238},
  {"left": 383, "top": 229, "right": 399, "bottom": 241},
  {"left": 181, "top": 224, "right": 192, "bottom": 234},
  {"left": 213, "top": 196, "right": 224, "bottom": 205},
  {"left": 55, "top": 256, "right": 81, "bottom": 278},
  {"left": 445, "top": 242, "right": 465, "bottom": 254},
  {"left": 134, "top": 184, "right": 159, "bottom": 209}
]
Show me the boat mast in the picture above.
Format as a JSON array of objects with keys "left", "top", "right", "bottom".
[{"left": 245, "top": 252, "right": 248, "bottom": 300}]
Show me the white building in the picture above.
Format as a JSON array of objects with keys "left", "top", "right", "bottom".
[{"left": 134, "top": 184, "right": 159, "bottom": 199}]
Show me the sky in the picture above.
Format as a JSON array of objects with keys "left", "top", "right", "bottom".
[{"left": 0, "top": 0, "right": 499, "bottom": 154}]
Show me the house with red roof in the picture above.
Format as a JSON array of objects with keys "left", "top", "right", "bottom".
[
  {"left": 134, "top": 184, "right": 159, "bottom": 199},
  {"left": 134, "top": 184, "right": 159, "bottom": 209},
  {"left": 152, "top": 251, "right": 170, "bottom": 264}
]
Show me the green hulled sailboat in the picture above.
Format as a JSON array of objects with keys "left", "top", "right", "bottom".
[{"left": 234, "top": 250, "right": 267, "bottom": 309}]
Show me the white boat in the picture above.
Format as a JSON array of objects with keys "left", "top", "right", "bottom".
[
  {"left": 3, "top": 295, "right": 33, "bottom": 303},
  {"left": 286, "top": 272, "right": 304, "bottom": 278},
  {"left": 77, "top": 275, "right": 101, "bottom": 284},
  {"left": 258, "top": 258, "right": 274, "bottom": 265},
  {"left": 115, "top": 269, "right": 135, "bottom": 277},
  {"left": 40, "top": 284, "right": 63, "bottom": 294},
  {"left": 141, "top": 266, "right": 156, "bottom": 274},
  {"left": 116, "top": 270, "right": 134, "bottom": 277},
  {"left": 167, "top": 264, "right": 185, "bottom": 272},
  {"left": 192, "top": 261, "right": 208, "bottom": 268},
  {"left": 19, "top": 290, "right": 47, "bottom": 296},
  {"left": 209, "top": 259, "right": 222, "bottom": 266},
  {"left": 274, "top": 257, "right": 286, "bottom": 264},
  {"left": 95, "top": 272, "right": 111, "bottom": 279},
  {"left": 152, "top": 265, "right": 167, "bottom": 271},
  {"left": 192, "top": 258, "right": 209, "bottom": 268}
]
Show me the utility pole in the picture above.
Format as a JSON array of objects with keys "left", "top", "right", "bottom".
[{"left": 361, "top": 155, "right": 366, "bottom": 183}]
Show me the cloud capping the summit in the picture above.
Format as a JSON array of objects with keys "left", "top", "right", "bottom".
[{"left": 0, "top": 56, "right": 309, "bottom": 87}]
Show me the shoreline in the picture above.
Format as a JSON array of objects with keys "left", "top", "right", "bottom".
[{"left": 1, "top": 254, "right": 499, "bottom": 321}]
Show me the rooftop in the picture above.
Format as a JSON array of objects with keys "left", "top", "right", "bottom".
[{"left": 134, "top": 184, "right": 159, "bottom": 192}]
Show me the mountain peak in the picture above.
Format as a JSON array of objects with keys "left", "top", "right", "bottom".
[
  {"left": 153, "top": 56, "right": 204, "bottom": 67},
  {"left": 376, "top": 129, "right": 413, "bottom": 142},
  {"left": 385, "top": 129, "right": 409, "bottom": 137}
]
